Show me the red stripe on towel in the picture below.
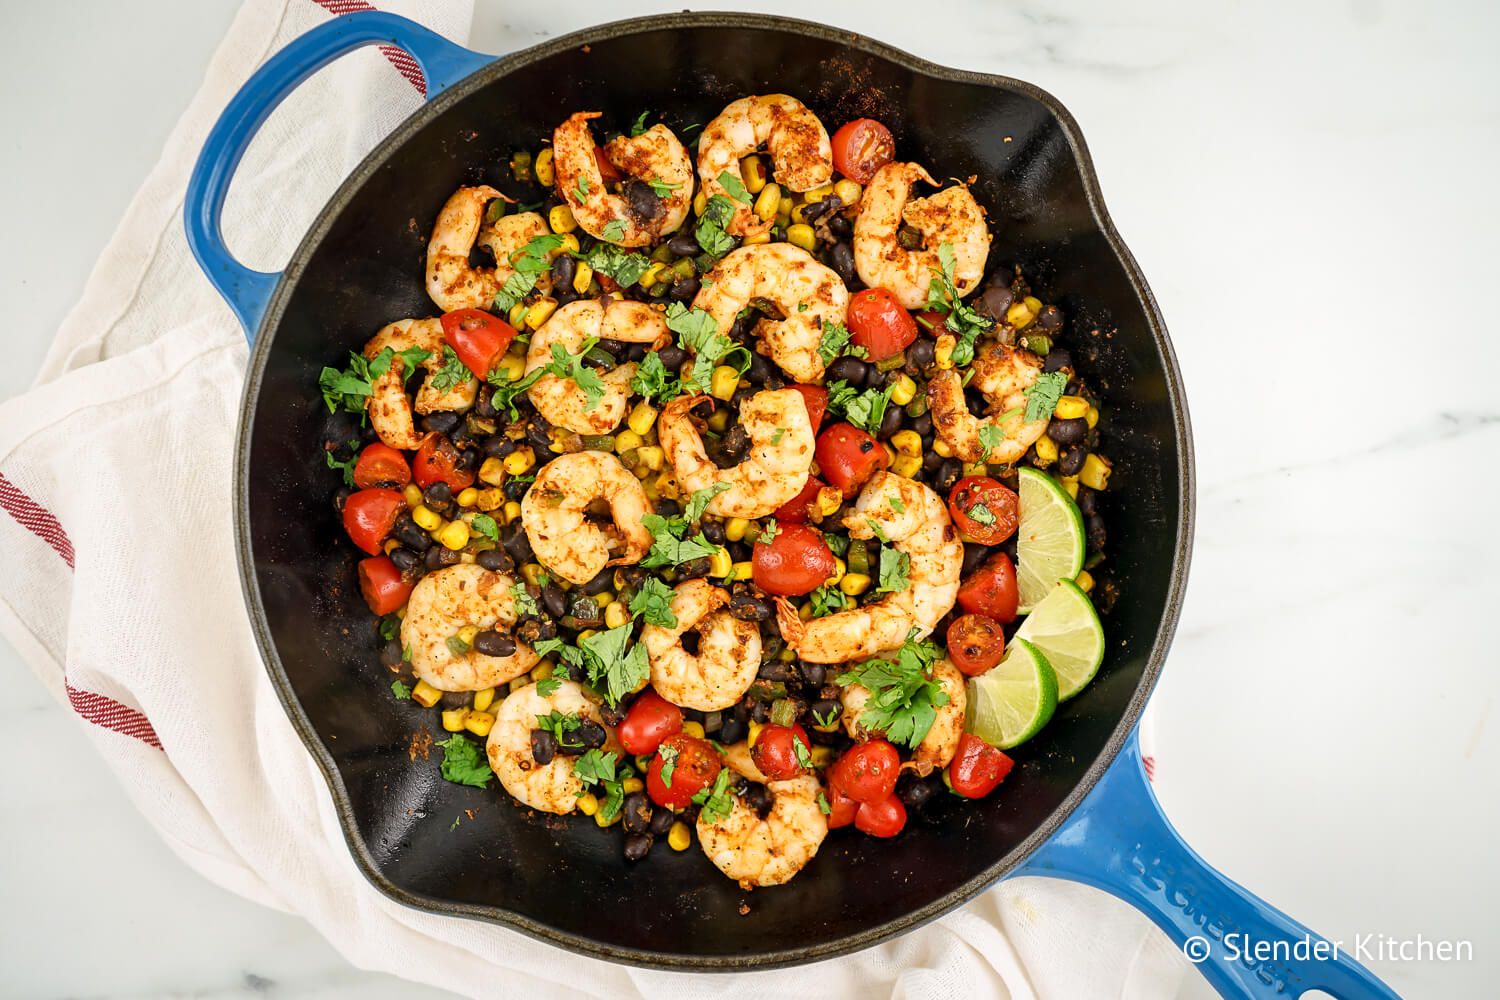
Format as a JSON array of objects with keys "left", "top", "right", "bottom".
[
  {"left": 309, "top": 0, "right": 428, "bottom": 94},
  {"left": 0, "top": 472, "right": 74, "bottom": 568}
]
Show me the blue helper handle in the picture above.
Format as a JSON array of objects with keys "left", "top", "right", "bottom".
[
  {"left": 184, "top": 11, "right": 493, "bottom": 338},
  {"left": 1016, "top": 729, "right": 1400, "bottom": 998}
]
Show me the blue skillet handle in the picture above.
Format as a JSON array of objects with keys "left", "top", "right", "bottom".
[
  {"left": 1016, "top": 730, "right": 1401, "bottom": 998},
  {"left": 184, "top": 11, "right": 492, "bottom": 339}
]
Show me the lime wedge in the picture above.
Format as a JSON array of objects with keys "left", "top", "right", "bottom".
[
  {"left": 963, "top": 638, "right": 1058, "bottom": 749},
  {"left": 1016, "top": 467, "right": 1086, "bottom": 613},
  {"left": 1014, "top": 579, "right": 1105, "bottom": 700}
]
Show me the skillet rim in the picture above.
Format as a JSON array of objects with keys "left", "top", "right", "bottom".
[{"left": 232, "top": 9, "right": 1195, "bottom": 970}]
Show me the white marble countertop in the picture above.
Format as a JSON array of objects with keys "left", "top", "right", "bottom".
[{"left": 2, "top": 1, "right": 1496, "bottom": 997}]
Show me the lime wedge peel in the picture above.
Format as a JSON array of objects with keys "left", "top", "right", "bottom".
[
  {"left": 1013, "top": 579, "right": 1105, "bottom": 701},
  {"left": 963, "top": 638, "right": 1059, "bottom": 750},
  {"left": 1015, "top": 467, "right": 1086, "bottom": 614}
]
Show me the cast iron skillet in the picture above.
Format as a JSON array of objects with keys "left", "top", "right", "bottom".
[{"left": 185, "top": 11, "right": 1397, "bottom": 997}]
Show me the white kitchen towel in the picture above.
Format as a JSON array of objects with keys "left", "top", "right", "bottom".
[{"left": 0, "top": 1, "right": 1189, "bottom": 997}]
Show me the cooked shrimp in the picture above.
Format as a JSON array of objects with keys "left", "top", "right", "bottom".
[
  {"left": 519, "top": 451, "right": 653, "bottom": 585},
  {"left": 697, "top": 95, "right": 833, "bottom": 236},
  {"left": 525, "top": 298, "right": 669, "bottom": 434},
  {"left": 721, "top": 741, "right": 769, "bottom": 783},
  {"left": 697, "top": 775, "right": 828, "bottom": 889},
  {"left": 853, "top": 162, "right": 991, "bottom": 310},
  {"left": 927, "top": 342, "right": 1050, "bottom": 464},
  {"left": 692, "top": 243, "right": 848, "bottom": 383},
  {"left": 362, "top": 318, "right": 477, "bottom": 451},
  {"left": 401, "top": 564, "right": 539, "bottom": 691},
  {"left": 427, "top": 186, "right": 549, "bottom": 312},
  {"left": 553, "top": 112, "right": 694, "bottom": 246},
  {"left": 777, "top": 471, "right": 963, "bottom": 663},
  {"left": 477, "top": 210, "right": 550, "bottom": 278},
  {"left": 486, "top": 680, "right": 605, "bottom": 814},
  {"left": 657, "top": 388, "right": 815, "bottom": 518},
  {"left": 841, "top": 658, "right": 966, "bottom": 775},
  {"left": 641, "top": 580, "right": 761, "bottom": 711}
]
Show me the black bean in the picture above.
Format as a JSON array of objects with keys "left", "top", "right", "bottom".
[
  {"left": 624, "top": 178, "right": 662, "bottom": 220},
  {"left": 678, "top": 556, "right": 711, "bottom": 580},
  {"left": 897, "top": 774, "right": 936, "bottom": 812},
  {"left": 455, "top": 448, "right": 480, "bottom": 473},
  {"left": 649, "top": 807, "right": 676, "bottom": 836},
  {"left": 439, "top": 690, "right": 471, "bottom": 709},
  {"left": 1086, "top": 514, "right": 1107, "bottom": 551},
  {"left": 600, "top": 701, "right": 627, "bottom": 727},
  {"left": 473, "top": 630, "right": 516, "bottom": 657},
  {"left": 975, "top": 283, "right": 1014, "bottom": 322},
  {"left": 808, "top": 697, "right": 842, "bottom": 730},
  {"left": 827, "top": 213, "right": 853, "bottom": 239},
  {"left": 962, "top": 543, "right": 992, "bottom": 576},
  {"left": 481, "top": 435, "right": 512, "bottom": 459},
  {"left": 1077, "top": 487, "right": 1099, "bottom": 517},
  {"left": 907, "top": 337, "right": 936, "bottom": 369},
  {"left": 877, "top": 403, "right": 904, "bottom": 440},
  {"left": 503, "top": 476, "right": 530, "bottom": 501},
  {"left": 1043, "top": 348, "right": 1073, "bottom": 374},
  {"left": 380, "top": 639, "right": 404, "bottom": 667},
  {"left": 934, "top": 458, "right": 964, "bottom": 493},
  {"left": 829, "top": 242, "right": 857, "bottom": 286},
  {"left": 517, "top": 618, "right": 557, "bottom": 643},
  {"left": 799, "top": 662, "right": 826, "bottom": 688},
  {"left": 743, "top": 352, "right": 774, "bottom": 385},
  {"left": 425, "top": 545, "right": 460, "bottom": 570},
  {"left": 668, "top": 275, "right": 700, "bottom": 302},
  {"left": 825, "top": 356, "right": 869, "bottom": 385},
  {"left": 730, "top": 594, "right": 772, "bottom": 621},
  {"left": 1036, "top": 304, "right": 1064, "bottom": 331},
  {"left": 720, "top": 714, "right": 748, "bottom": 745},
  {"left": 1057, "top": 447, "right": 1087, "bottom": 477},
  {"left": 657, "top": 345, "right": 687, "bottom": 371},
  {"left": 908, "top": 410, "right": 933, "bottom": 437},
  {"left": 474, "top": 385, "right": 499, "bottom": 420},
  {"left": 389, "top": 547, "right": 420, "bottom": 574},
  {"left": 421, "top": 412, "right": 461, "bottom": 435},
  {"left": 758, "top": 659, "right": 797, "bottom": 682},
  {"left": 541, "top": 582, "right": 566, "bottom": 619},
  {"left": 595, "top": 338, "right": 626, "bottom": 358},
  {"left": 622, "top": 792, "right": 653, "bottom": 834},
  {"left": 750, "top": 698, "right": 772, "bottom": 723},
  {"left": 655, "top": 498, "right": 681, "bottom": 518},
  {"left": 623, "top": 833, "right": 653, "bottom": 862},
  {"left": 525, "top": 421, "right": 553, "bottom": 453},
  {"left": 576, "top": 718, "right": 607, "bottom": 749},
  {"left": 390, "top": 514, "right": 433, "bottom": 552},
  {"left": 718, "top": 424, "right": 750, "bottom": 465},
  {"left": 668, "top": 233, "right": 702, "bottom": 257},
  {"left": 801, "top": 194, "right": 842, "bottom": 222},
  {"left": 579, "top": 569, "right": 612, "bottom": 596},
  {"left": 921, "top": 451, "right": 945, "bottom": 476},
  {"left": 530, "top": 729, "right": 556, "bottom": 766},
  {"left": 476, "top": 548, "right": 512, "bottom": 572},
  {"left": 502, "top": 522, "right": 533, "bottom": 564},
  {"left": 623, "top": 343, "right": 647, "bottom": 363},
  {"left": 701, "top": 521, "right": 727, "bottom": 545},
  {"left": 332, "top": 487, "right": 350, "bottom": 515},
  {"left": 741, "top": 783, "right": 773, "bottom": 819},
  {"left": 422, "top": 482, "right": 453, "bottom": 507},
  {"left": 1048, "top": 417, "right": 1088, "bottom": 446},
  {"left": 729, "top": 311, "right": 757, "bottom": 343}
]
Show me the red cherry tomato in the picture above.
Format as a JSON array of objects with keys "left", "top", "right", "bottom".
[
  {"left": 412, "top": 432, "right": 475, "bottom": 492},
  {"left": 773, "top": 475, "right": 826, "bottom": 524},
  {"left": 846, "top": 288, "right": 918, "bottom": 362},
  {"left": 788, "top": 383, "right": 828, "bottom": 431},
  {"left": 948, "top": 733, "right": 1014, "bottom": 799},
  {"left": 440, "top": 309, "right": 517, "bottom": 379},
  {"left": 357, "top": 556, "right": 413, "bottom": 615},
  {"left": 830, "top": 118, "right": 895, "bottom": 185},
  {"left": 646, "top": 734, "right": 722, "bottom": 809},
  {"left": 957, "top": 552, "right": 1020, "bottom": 624},
  {"left": 946, "top": 614, "right": 1007, "bottom": 676},
  {"left": 854, "top": 793, "right": 907, "bottom": 838},
  {"left": 915, "top": 310, "right": 948, "bottom": 336},
  {"left": 617, "top": 690, "right": 683, "bottom": 756},
  {"left": 352, "top": 442, "right": 411, "bottom": 490},
  {"left": 752, "top": 523, "right": 836, "bottom": 597},
  {"left": 751, "top": 723, "right": 813, "bottom": 781},
  {"left": 829, "top": 739, "right": 900, "bottom": 804},
  {"left": 594, "top": 147, "right": 623, "bottom": 186},
  {"left": 341, "top": 488, "right": 406, "bottom": 556},
  {"left": 814, "top": 423, "right": 889, "bottom": 493},
  {"left": 825, "top": 784, "right": 859, "bottom": 828},
  {"left": 947, "top": 477, "right": 1019, "bottom": 545}
]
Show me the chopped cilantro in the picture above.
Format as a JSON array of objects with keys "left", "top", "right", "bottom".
[
  {"left": 866, "top": 518, "right": 891, "bottom": 544},
  {"left": 493, "top": 233, "right": 566, "bottom": 312},
  {"left": 324, "top": 439, "right": 359, "bottom": 487},
  {"left": 471, "top": 513, "right": 500, "bottom": 543},
  {"left": 771, "top": 428, "right": 785, "bottom": 445},
  {"left": 510, "top": 582, "right": 539, "bottom": 617},
  {"left": 817, "top": 320, "right": 854, "bottom": 365},
  {"left": 601, "top": 219, "right": 627, "bottom": 243},
  {"left": 580, "top": 624, "right": 651, "bottom": 706},
  {"left": 835, "top": 632, "right": 949, "bottom": 749},
  {"left": 658, "top": 741, "right": 680, "bottom": 787},
  {"left": 378, "top": 613, "right": 402, "bottom": 641},
  {"left": 647, "top": 177, "right": 680, "bottom": 197},
  {"left": 716, "top": 170, "right": 752, "bottom": 204},
  {"left": 808, "top": 584, "right": 850, "bottom": 618},
  {"left": 816, "top": 791, "right": 832, "bottom": 815},
  {"left": 978, "top": 423, "right": 1006, "bottom": 455},
  {"left": 629, "top": 576, "right": 679, "bottom": 628},
  {"left": 544, "top": 337, "right": 607, "bottom": 411},
  {"left": 630, "top": 110, "right": 651, "bottom": 136},
  {"left": 535, "top": 677, "right": 561, "bottom": 697},
  {"left": 792, "top": 733, "right": 814, "bottom": 769},
  {"left": 683, "top": 483, "right": 732, "bottom": 522},
  {"left": 536, "top": 710, "right": 585, "bottom": 750},
  {"left": 318, "top": 346, "right": 430, "bottom": 416},
  {"left": 967, "top": 502, "right": 997, "bottom": 527},
  {"left": 390, "top": 680, "right": 412, "bottom": 700},
  {"left": 574, "top": 749, "right": 626, "bottom": 821},
  {"left": 574, "top": 175, "right": 590, "bottom": 202},
  {"left": 694, "top": 194, "right": 739, "bottom": 258},
  {"left": 692, "top": 767, "right": 734, "bottom": 823},
  {"left": 758, "top": 519, "right": 780, "bottom": 544},
  {"left": 876, "top": 546, "right": 911, "bottom": 594},
  {"left": 436, "top": 735, "right": 492, "bottom": 788},
  {"left": 640, "top": 513, "right": 723, "bottom": 569},
  {"left": 888, "top": 496, "right": 906, "bottom": 514},
  {"left": 841, "top": 383, "right": 895, "bottom": 435},
  {"left": 925, "top": 242, "right": 991, "bottom": 366},
  {"left": 629, "top": 352, "right": 678, "bottom": 401},
  {"left": 580, "top": 242, "right": 652, "bottom": 287},
  {"left": 666, "top": 301, "right": 749, "bottom": 393},
  {"left": 487, "top": 364, "right": 547, "bottom": 419},
  {"left": 1024, "top": 371, "right": 1069, "bottom": 421}
]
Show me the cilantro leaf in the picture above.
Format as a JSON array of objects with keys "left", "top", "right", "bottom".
[
  {"left": 866, "top": 518, "right": 890, "bottom": 544},
  {"left": 692, "top": 767, "right": 734, "bottom": 824},
  {"left": 888, "top": 496, "right": 906, "bottom": 514},
  {"left": 1023, "top": 370, "right": 1069, "bottom": 422},
  {"left": 716, "top": 170, "right": 752, "bottom": 204},
  {"left": 574, "top": 748, "right": 618, "bottom": 784},
  {"left": 319, "top": 347, "right": 426, "bottom": 416},
  {"left": 574, "top": 175, "right": 590, "bottom": 202},
  {"left": 436, "top": 735, "right": 492, "bottom": 788},
  {"left": 978, "top": 423, "right": 1006, "bottom": 456},
  {"left": 601, "top": 219, "right": 627, "bottom": 243},
  {"left": 824, "top": 379, "right": 859, "bottom": 415},
  {"left": 816, "top": 791, "right": 832, "bottom": 815},
  {"left": 808, "top": 584, "right": 850, "bottom": 618},
  {"left": 629, "top": 352, "right": 678, "bottom": 401},
  {"left": 876, "top": 545, "right": 911, "bottom": 594},
  {"left": 758, "top": 518, "right": 780, "bottom": 544},
  {"left": 510, "top": 582, "right": 539, "bottom": 617},
  {"left": 658, "top": 741, "right": 679, "bottom": 787},
  {"left": 630, "top": 110, "right": 651, "bottom": 136},
  {"left": 648, "top": 177, "right": 681, "bottom": 197},
  {"left": 666, "top": 301, "right": 750, "bottom": 394},
  {"left": 471, "top": 513, "right": 500, "bottom": 543},
  {"left": 378, "top": 613, "right": 402, "bottom": 641},
  {"left": 390, "top": 680, "right": 412, "bottom": 700},
  {"left": 324, "top": 441, "right": 358, "bottom": 487},
  {"left": 429, "top": 345, "right": 469, "bottom": 392},
  {"left": 536, "top": 710, "right": 585, "bottom": 750},
  {"left": 925, "top": 242, "right": 992, "bottom": 367},
  {"left": 579, "top": 623, "right": 651, "bottom": 706},
  {"left": 683, "top": 483, "right": 732, "bottom": 522},
  {"left": 967, "top": 502, "right": 997, "bottom": 527},
  {"left": 639, "top": 513, "right": 723, "bottom": 569},
  {"left": 694, "top": 194, "right": 739, "bottom": 258},
  {"left": 629, "top": 575, "right": 679, "bottom": 628},
  {"left": 580, "top": 242, "right": 652, "bottom": 288},
  {"left": 835, "top": 633, "right": 949, "bottom": 749},
  {"left": 535, "top": 676, "right": 561, "bottom": 697},
  {"left": 493, "top": 233, "right": 566, "bottom": 312},
  {"left": 533, "top": 636, "right": 586, "bottom": 671},
  {"left": 842, "top": 383, "right": 895, "bottom": 435},
  {"left": 817, "top": 320, "right": 853, "bottom": 365},
  {"left": 487, "top": 364, "right": 548, "bottom": 419},
  {"left": 543, "top": 337, "right": 606, "bottom": 411}
]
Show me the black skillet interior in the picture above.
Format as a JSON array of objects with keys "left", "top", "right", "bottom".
[{"left": 238, "top": 13, "right": 1187, "bottom": 968}]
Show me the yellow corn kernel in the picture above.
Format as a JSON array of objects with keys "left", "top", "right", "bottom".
[
  {"left": 811, "top": 745, "right": 836, "bottom": 768},
  {"left": 1086, "top": 405, "right": 1100, "bottom": 429},
  {"left": 530, "top": 661, "right": 554, "bottom": 682},
  {"left": 476, "top": 457, "right": 504, "bottom": 487},
  {"left": 731, "top": 560, "right": 754, "bottom": 581},
  {"left": 799, "top": 601, "right": 816, "bottom": 621},
  {"left": 814, "top": 486, "right": 843, "bottom": 518},
  {"left": 840, "top": 573, "right": 872, "bottom": 596},
  {"left": 547, "top": 204, "right": 576, "bottom": 234},
  {"left": 628, "top": 401, "right": 658, "bottom": 436},
  {"left": 826, "top": 556, "right": 846, "bottom": 587},
  {"left": 724, "top": 516, "right": 750, "bottom": 542},
  {"left": 508, "top": 676, "right": 530, "bottom": 693},
  {"left": 556, "top": 233, "right": 581, "bottom": 256},
  {"left": 962, "top": 461, "right": 987, "bottom": 477},
  {"left": 834, "top": 178, "right": 862, "bottom": 207},
  {"left": 706, "top": 547, "right": 733, "bottom": 579},
  {"left": 1075, "top": 569, "right": 1095, "bottom": 593},
  {"left": 595, "top": 806, "right": 622, "bottom": 828},
  {"left": 576, "top": 792, "right": 600, "bottom": 817},
  {"left": 1060, "top": 475, "right": 1080, "bottom": 498},
  {"left": 1024, "top": 295, "right": 1043, "bottom": 315},
  {"left": 475, "top": 488, "right": 504, "bottom": 512},
  {"left": 411, "top": 504, "right": 442, "bottom": 531},
  {"left": 534, "top": 147, "right": 555, "bottom": 186},
  {"left": 456, "top": 625, "right": 480, "bottom": 646},
  {"left": 524, "top": 564, "right": 551, "bottom": 588},
  {"left": 693, "top": 188, "right": 708, "bottom": 216},
  {"left": 507, "top": 303, "right": 530, "bottom": 329},
  {"left": 1054, "top": 394, "right": 1089, "bottom": 420},
  {"left": 503, "top": 447, "right": 535, "bottom": 475},
  {"left": 441, "top": 707, "right": 469, "bottom": 732},
  {"left": 411, "top": 680, "right": 442, "bottom": 708},
  {"left": 1034, "top": 435, "right": 1059, "bottom": 467},
  {"left": 786, "top": 223, "right": 817, "bottom": 252},
  {"left": 455, "top": 487, "right": 479, "bottom": 508},
  {"left": 753, "top": 183, "right": 781, "bottom": 222},
  {"left": 497, "top": 352, "right": 526, "bottom": 382},
  {"left": 681, "top": 721, "right": 706, "bottom": 740},
  {"left": 1006, "top": 300, "right": 1036, "bottom": 329},
  {"left": 933, "top": 437, "right": 954, "bottom": 458},
  {"left": 710, "top": 365, "right": 740, "bottom": 401},
  {"left": 464, "top": 710, "right": 496, "bottom": 738},
  {"left": 402, "top": 483, "right": 423, "bottom": 507},
  {"left": 438, "top": 520, "right": 471, "bottom": 551},
  {"left": 641, "top": 476, "right": 660, "bottom": 501},
  {"left": 572, "top": 261, "right": 594, "bottom": 295},
  {"left": 635, "top": 444, "right": 664, "bottom": 471},
  {"left": 603, "top": 600, "right": 629, "bottom": 630},
  {"left": 891, "top": 429, "right": 922, "bottom": 457},
  {"left": 742, "top": 231, "right": 772, "bottom": 245},
  {"left": 667, "top": 820, "right": 692, "bottom": 851},
  {"left": 503, "top": 500, "right": 522, "bottom": 524},
  {"left": 619, "top": 776, "right": 645, "bottom": 795},
  {"left": 935, "top": 333, "right": 956, "bottom": 369},
  {"left": 655, "top": 470, "right": 679, "bottom": 500},
  {"left": 459, "top": 551, "right": 477, "bottom": 564},
  {"left": 525, "top": 297, "right": 557, "bottom": 330},
  {"left": 778, "top": 193, "right": 795, "bottom": 219},
  {"left": 748, "top": 720, "right": 765, "bottom": 748},
  {"left": 888, "top": 373, "right": 917, "bottom": 406},
  {"left": 740, "top": 155, "right": 767, "bottom": 194},
  {"left": 470, "top": 688, "right": 495, "bottom": 714},
  {"left": 890, "top": 453, "right": 922, "bottom": 479},
  {"left": 805, "top": 183, "right": 834, "bottom": 203},
  {"left": 1079, "top": 453, "right": 1112, "bottom": 491},
  {"left": 614, "top": 429, "right": 644, "bottom": 455},
  {"left": 789, "top": 203, "right": 808, "bottom": 225},
  {"left": 638, "top": 261, "right": 669, "bottom": 290}
]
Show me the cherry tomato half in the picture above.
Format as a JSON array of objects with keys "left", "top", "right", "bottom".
[
  {"left": 752, "top": 523, "right": 836, "bottom": 597},
  {"left": 773, "top": 475, "right": 826, "bottom": 524},
  {"left": 342, "top": 488, "right": 406, "bottom": 556},
  {"left": 948, "top": 733, "right": 1014, "bottom": 799},
  {"left": 854, "top": 793, "right": 907, "bottom": 838},
  {"left": 947, "top": 476, "right": 1019, "bottom": 546},
  {"left": 915, "top": 310, "right": 949, "bottom": 336},
  {"left": 846, "top": 288, "right": 918, "bottom": 362},
  {"left": 751, "top": 723, "right": 813, "bottom": 781},
  {"left": 357, "top": 555, "right": 413, "bottom": 615},
  {"left": 352, "top": 442, "right": 411, "bottom": 490},
  {"left": 830, "top": 118, "right": 896, "bottom": 186},
  {"left": 947, "top": 614, "right": 1006, "bottom": 676},
  {"left": 957, "top": 552, "right": 1020, "bottom": 624},
  {"left": 814, "top": 423, "right": 889, "bottom": 493},
  {"left": 412, "top": 433, "right": 476, "bottom": 492},
  {"left": 617, "top": 690, "right": 683, "bottom": 757},
  {"left": 825, "top": 784, "right": 860, "bottom": 829},
  {"left": 647, "top": 734, "right": 722, "bottom": 809},
  {"left": 829, "top": 739, "right": 900, "bottom": 804},
  {"left": 594, "top": 147, "right": 623, "bottom": 187},
  {"left": 788, "top": 383, "right": 828, "bottom": 431},
  {"left": 441, "top": 309, "right": 517, "bottom": 379}
]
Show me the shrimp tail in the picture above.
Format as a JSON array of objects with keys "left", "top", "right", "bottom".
[{"left": 774, "top": 597, "right": 806, "bottom": 651}]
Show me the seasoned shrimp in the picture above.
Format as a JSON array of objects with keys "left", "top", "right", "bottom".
[
  {"left": 927, "top": 342, "right": 1050, "bottom": 464},
  {"left": 697, "top": 775, "right": 828, "bottom": 889},
  {"left": 853, "top": 162, "right": 991, "bottom": 310},
  {"left": 363, "top": 318, "right": 476, "bottom": 450},
  {"left": 486, "top": 680, "right": 605, "bottom": 814},
  {"left": 401, "top": 564, "right": 539, "bottom": 691},
  {"left": 697, "top": 95, "right": 833, "bottom": 236},
  {"left": 692, "top": 243, "right": 848, "bottom": 383},
  {"left": 525, "top": 298, "right": 670, "bottom": 434},
  {"left": 477, "top": 210, "right": 550, "bottom": 277},
  {"left": 553, "top": 112, "right": 694, "bottom": 246},
  {"left": 427, "top": 186, "right": 550, "bottom": 312},
  {"left": 841, "top": 658, "right": 966, "bottom": 775},
  {"left": 641, "top": 579, "right": 762, "bottom": 711},
  {"left": 658, "top": 388, "right": 815, "bottom": 518},
  {"left": 777, "top": 471, "right": 963, "bottom": 663},
  {"left": 520, "top": 451, "right": 653, "bottom": 585}
]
